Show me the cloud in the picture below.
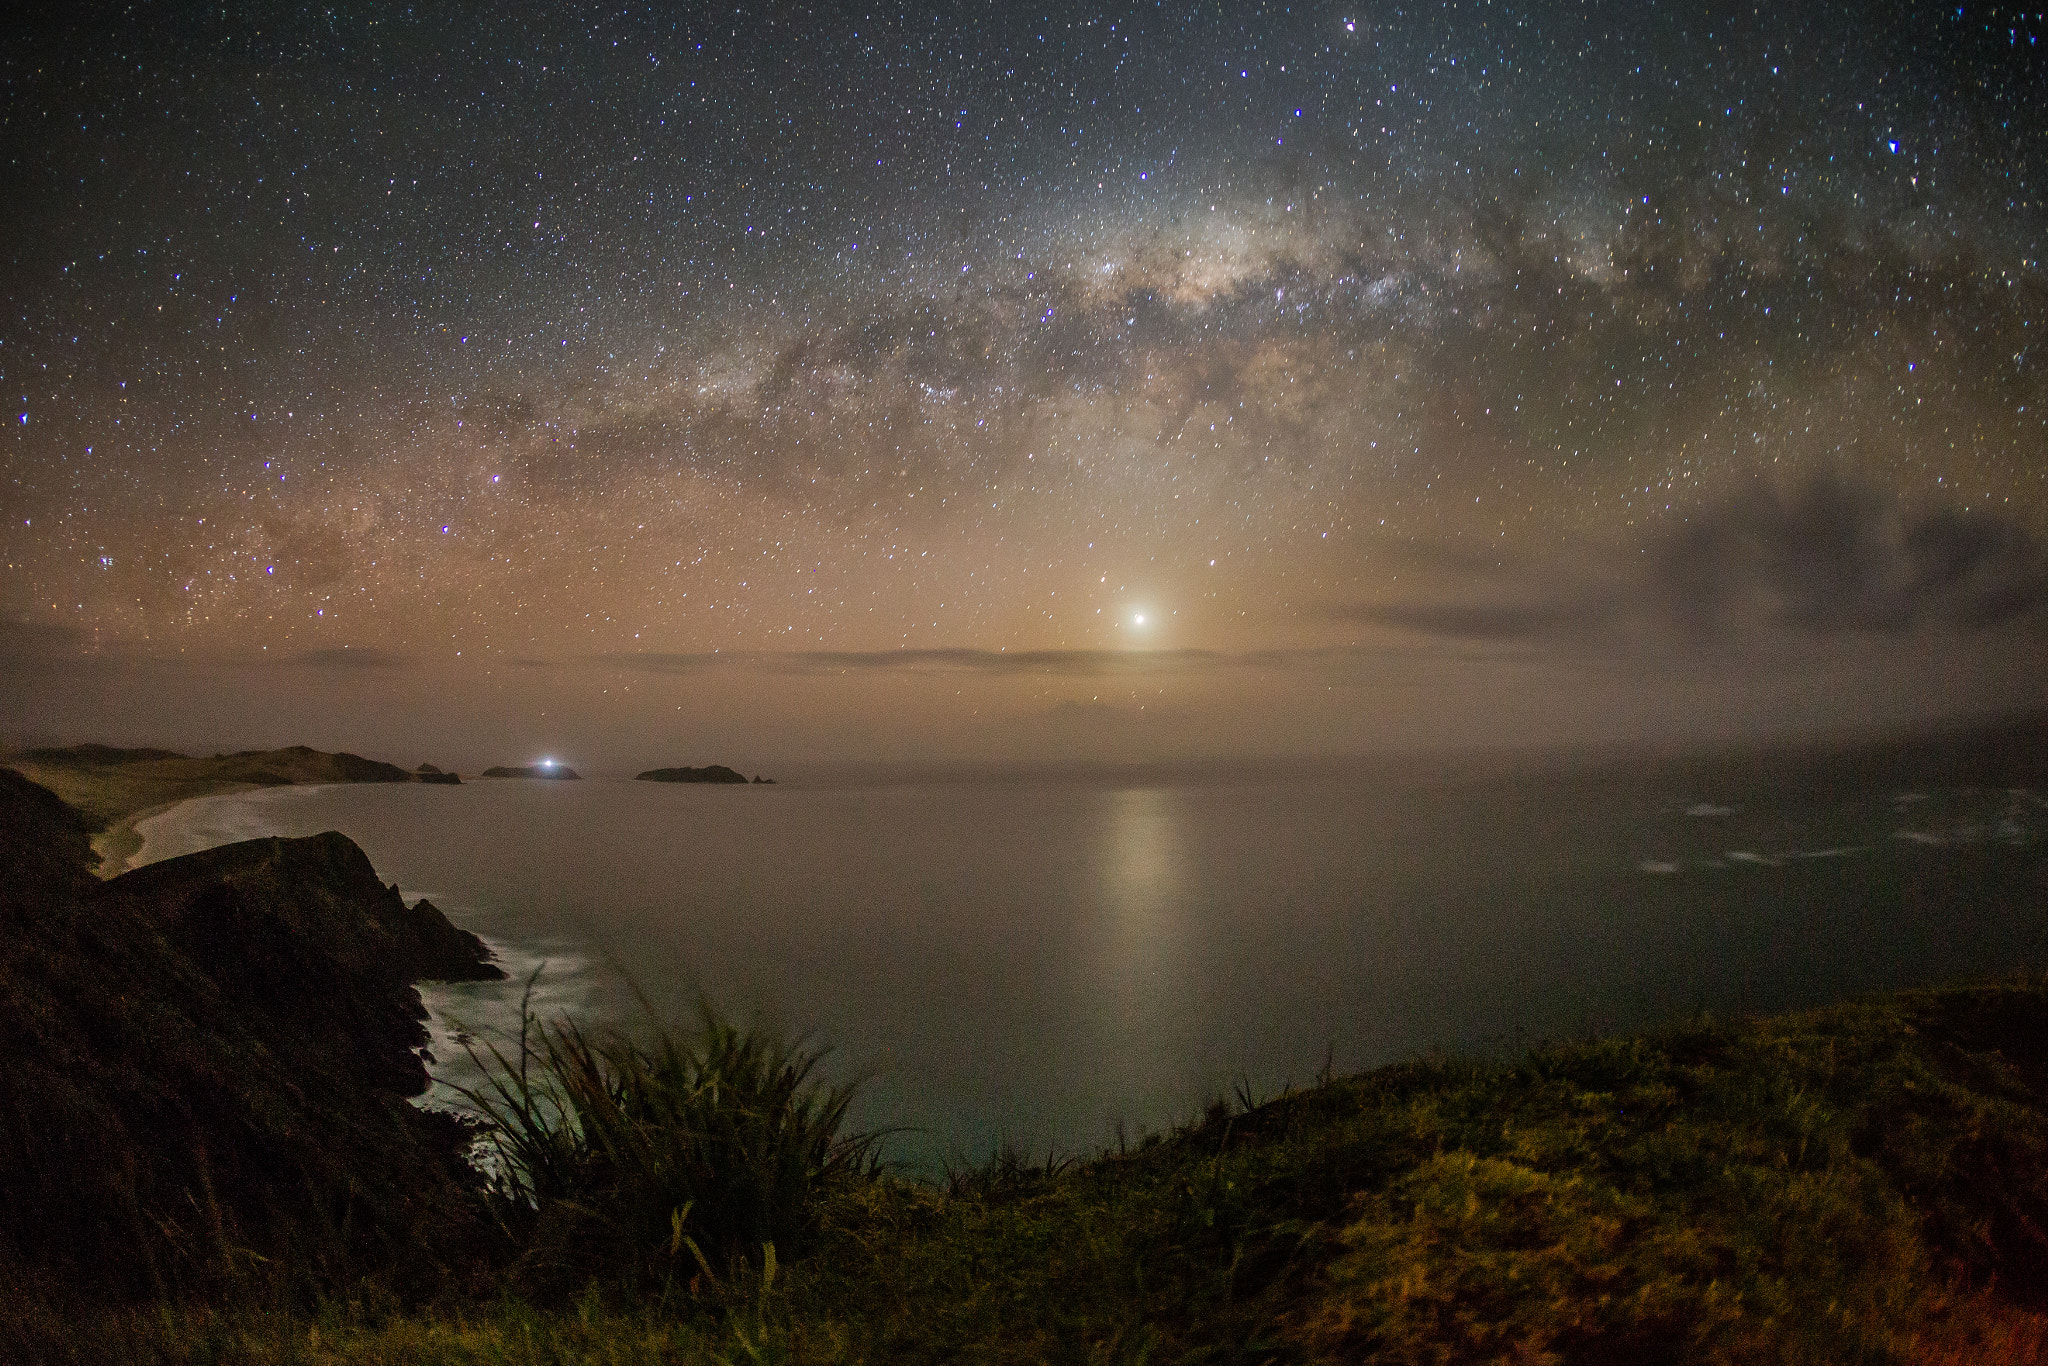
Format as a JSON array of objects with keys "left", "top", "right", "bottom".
[
  {"left": 0, "top": 615, "right": 86, "bottom": 661},
  {"left": 1651, "top": 475, "right": 2048, "bottom": 637},
  {"left": 597, "top": 647, "right": 1235, "bottom": 677},
  {"left": 592, "top": 646, "right": 1380, "bottom": 678},
  {"left": 1331, "top": 475, "right": 2048, "bottom": 649},
  {"left": 1326, "top": 597, "right": 1617, "bottom": 642},
  {"left": 275, "top": 646, "right": 410, "bottom": 670}
]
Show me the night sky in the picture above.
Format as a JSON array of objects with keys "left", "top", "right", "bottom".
[{"left": 4, "top": 2, "right": 2046, "bottom": 768}]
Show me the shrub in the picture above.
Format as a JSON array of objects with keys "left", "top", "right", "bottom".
[{"left": 457, "top": 980, "right": 878, "bottom": 1296}]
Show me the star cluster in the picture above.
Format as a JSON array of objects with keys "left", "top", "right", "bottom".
[{"left": 4, "top": 2, "right": 2046, "bottom": 757}]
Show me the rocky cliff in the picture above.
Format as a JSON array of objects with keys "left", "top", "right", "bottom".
[{"left": 0, "top": 766, "right": 502, "bottom": 1301}]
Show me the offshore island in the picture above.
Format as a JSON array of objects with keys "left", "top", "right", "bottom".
[
  {"left": 2, "top": 721, "right": 2048, "bottom": 1360},
  {"left": 636, "top": 763, "right": 773, "bottom": 784},
  {"left": 480, "top": 762, "right": 583, "bottom": 780}
]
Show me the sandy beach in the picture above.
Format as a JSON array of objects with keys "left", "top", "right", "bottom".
[
  {"left": 2, "top": 746, "right": 439, "bottom": 878},
  {"left": 92, "top": 789, "right": 259, "bottom": 877}
]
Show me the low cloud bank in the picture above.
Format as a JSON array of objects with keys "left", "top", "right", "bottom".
[{"left": 1337, "top": 475, "right": 2048, "bottom": 649}]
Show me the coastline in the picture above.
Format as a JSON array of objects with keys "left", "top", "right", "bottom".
[
  {"left": 1, "top": 745, "right": 435, "bottom": 879},
  {"left": 83, "top": 777, "right": 543, "bottom": 1117},
  {"left": 92, "top": 784, "right": 258, "bottom": 878}
]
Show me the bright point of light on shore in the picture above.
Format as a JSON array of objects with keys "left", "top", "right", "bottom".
[
  {"left": 539, "top": 757, "right": 556, "bottom": 768},
  {"left": 1132, "top": 612, "right": 1146, "bottom": 626}
]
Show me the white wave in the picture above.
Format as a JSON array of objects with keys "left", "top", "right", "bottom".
[
  {"left": 121, "top": 794, "right": 583, "bottom": 1127},
  {"left": 1685, "top": 803, "right": 1735, "bottom": 818},
  {"left": 414, "top": 936, "right": 601, "bottom": 1118},
  {"left": 1726, "top": 850, "right": 1780, "bottom": 867},
  {"left": 1892, "top": 830, "right": 1944, "bottom": 846},
  {"left": 1638, "top": 859, "right": 1681, "bottom": 875}
]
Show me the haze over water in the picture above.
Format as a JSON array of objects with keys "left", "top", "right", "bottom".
[{"left": 135, "top": 755, "right": 2048, "bottom": 1171}]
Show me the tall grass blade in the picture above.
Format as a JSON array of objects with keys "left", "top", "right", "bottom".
[{"left": 450, "top": 978, "right": 877, "bottom": 1292}]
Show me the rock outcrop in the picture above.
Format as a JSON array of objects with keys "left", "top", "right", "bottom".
[{"left": 0, "top": 766, "right": 501, "bottom": 1301}]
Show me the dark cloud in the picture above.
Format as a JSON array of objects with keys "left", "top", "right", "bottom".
[
  {"left": 1332, "top": 477, "right": 2048, "bottom": 649},
  {"left": 1326, "top": 598, "right": 1617, "bottom": 643},
  {"left": 598, "top": 647, "right": 1230, "bottom": 677},
  {"left": 593, "top": 646, "right": 1374, "bottom": 678},
  {"left": 0, "top": 615, "right": 86, "bottom": 662},
  {"left": 1653, "top": 475, "right": 2048, "bottom": 638},
  {"left": 276, "top": 646, "right": 410, "bottom": 670}
]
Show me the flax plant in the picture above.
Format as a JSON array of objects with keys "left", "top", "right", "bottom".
[{"left": 456, "top": 976, "right": 878, "bottom": 1296}]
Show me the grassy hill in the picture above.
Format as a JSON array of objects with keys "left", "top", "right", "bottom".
[
  {"left": 3, "top": 755, "right": 2048, "bottom": 1362},
  {"left": 2, "top": 744, "right": 425, "bottom": 873},
  {"left": 22, "top": 980, "right": 2048, "bottom": 1362}
]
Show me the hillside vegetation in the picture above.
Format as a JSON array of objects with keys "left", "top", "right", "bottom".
[
  {"left": 14, "top": 977, "right": 2048, "bottom": 1363},
  {"left": 0, "top": 766, "right": 502, "bottom": 1316},
  {"left": 1, "top": 744, "right": 441, "bottom": 873},
  {"left": 7, "top": 744, "right": 415, "bottom": 831},
  {"left": 4, "top": 757, "right": 2048, "bottom": 1362}
]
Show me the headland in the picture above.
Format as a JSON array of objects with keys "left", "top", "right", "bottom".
[{"left": 4, "top": 744, "right": 468, "bottom": 876}]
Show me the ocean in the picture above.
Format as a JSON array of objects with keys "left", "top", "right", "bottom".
[{"left": 130, "top": 751, "right": 2048, "bottom": 1171}]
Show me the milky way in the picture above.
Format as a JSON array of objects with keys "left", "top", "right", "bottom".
[{"left": 4, "top": 3, "right": 2046, "bottom": 763}]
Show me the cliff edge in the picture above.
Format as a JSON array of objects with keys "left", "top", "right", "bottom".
[{"left": 0, "top": 766, "right": 502, "bottom": 1302}]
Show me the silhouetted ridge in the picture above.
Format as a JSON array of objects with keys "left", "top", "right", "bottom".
[
  {"left": 0, "top": 767, "right": 99, "bottom": 886},
  {"left": 216, "top": 745, "right": 412, "bottom": 785},
  {"left": 23, "top": 743, "right": 187, "bottom": 766}
]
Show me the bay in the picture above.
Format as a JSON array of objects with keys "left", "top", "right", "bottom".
[{"left": 131, "top": 757, "right": 2048, "bottom": 1171}]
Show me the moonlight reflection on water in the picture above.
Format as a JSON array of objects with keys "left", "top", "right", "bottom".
[{"left": 130, "top": 756, "right": 2048, "bottom": 1170}]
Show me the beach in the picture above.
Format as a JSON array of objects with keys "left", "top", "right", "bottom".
[
  {"left": 95, "top": 788, "right": 259, "bottom": 876},
  {"left": 0, "top": 744, "right": 422, "bottom": 877}
]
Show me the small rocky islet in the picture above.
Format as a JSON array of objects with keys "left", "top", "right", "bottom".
[{"left": 635, "top": 763, "right": 773, "bottom": 784}]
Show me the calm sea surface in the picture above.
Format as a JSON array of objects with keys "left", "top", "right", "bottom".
[{"left": 132, "top": 758, "right": 2048, "bottom": 1170}]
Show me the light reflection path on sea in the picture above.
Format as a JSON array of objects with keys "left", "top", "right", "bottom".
[{"left": 129, "top": 767, "right": 2048, "bottom": 1173}]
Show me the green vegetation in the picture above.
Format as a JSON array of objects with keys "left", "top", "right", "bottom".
[
  {"left": 0, "top": 767, "right": 500, "bottom": 1316},
  {"left": 456, "top": 985, "right": 878, "bottom": 1297},
  {"left": 1, "top": 744, "right": 427, "bottom": 874},
  {"left": 7, "top": 739, "right": 2048, "bottom": 1363},
  {"left": 13, "top": 977, "right": 2048, "bottom": 1363}
]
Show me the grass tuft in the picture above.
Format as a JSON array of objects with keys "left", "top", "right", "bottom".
[
  {"left": 20, "top": 979, "right": 2048, "bottom": 1362},
  {"left": 454, "top": 975, "right": 879, "bottom": 1298}
]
